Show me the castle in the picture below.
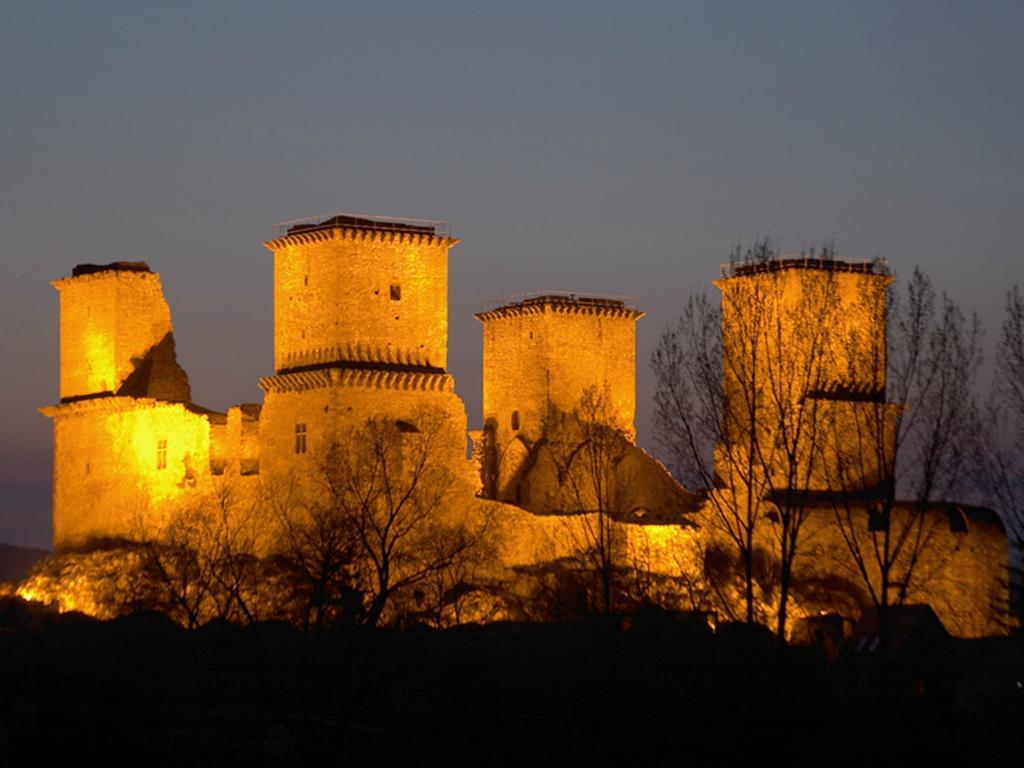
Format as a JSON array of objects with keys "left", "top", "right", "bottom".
[{"left": 36, "top": 212, "right": 1009, "bottom": 636}]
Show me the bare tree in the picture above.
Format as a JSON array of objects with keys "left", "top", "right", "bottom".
[
  {"left": 414, "top": 515, "right": 497, "bottom": 628},
  {"left": 133, "top": 479, "right": 265, "bottom": 627},
  {"left": 651, "top": 256, "right": 763, "bottom": 625},
  {"left": 824, "top": 267, "right": 983, "bottom": 642},
  {"left": 277, "top": 408, "right": 485, "bottom": 629},
  {"left": 745, "top": 250, "right": 842, "bottom": 641},
  {"left": 973, "top": 285, "right": 1024, "bottom": 626},
  {"left": 269, "top": 473, "right": 363, "bottom": 629},
  {"left": 544, "top": 385, "right": 629, "bottom": 614},
  {"left": 652, "top": 240, "right": 838, "bottom": 637}
]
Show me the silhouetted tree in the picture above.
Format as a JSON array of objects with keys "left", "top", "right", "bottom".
[
  {"left": 277, "top": 408, "right": 486, "bottom": 628},
  {"left": 653, "top": 240, "right": 838, "bottom": 638},
  {"left": 545, "top": 386, "right": 629, "bottom": 614},
  {"left": 973, "top": 284, "right": 1024, "bottom": 626},
  {"left": 135, "top": 479, "right": 265, "bottom": 627},
  {"left": 823, "top": 268, "right": 982, "bottom": 643},
  {"left": 651, "top": 273, "right": 766, "bottom": 624}
]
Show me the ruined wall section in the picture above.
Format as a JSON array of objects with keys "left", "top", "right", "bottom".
[
  {"left": 53, "top": 263, "right": 190, "bottom": 402},
  {"left": 266, "top": 228, "right": 458, "bottom": 374}
]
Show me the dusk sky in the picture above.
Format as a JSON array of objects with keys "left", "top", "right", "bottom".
[{"left": 2, "top": 1, "right": 1022, "bottom": 549}]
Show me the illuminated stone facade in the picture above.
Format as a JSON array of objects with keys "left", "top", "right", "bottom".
[
  {"left": 708, "top": 258, "right": 1009, "bottom": 637},
  {"left": 38, "top": 219, "right": 1009, "bottom": 637}
]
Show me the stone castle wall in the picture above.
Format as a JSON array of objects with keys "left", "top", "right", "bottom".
[
  {"left": 44, "top": 398, "right": 214, "bottom": 547},
  {"left": 38, "top": 231, "right": 1010, "bottom": 638},
  {"left": 257, "top": 368, "right": 475, "bottom": 493}
]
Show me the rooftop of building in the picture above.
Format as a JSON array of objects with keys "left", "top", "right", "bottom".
[
  {"left": 478, "top": 291, "right": 641, "bottom": 317},
  {"left": 720, "top": 255, "right": 890, "bottom": 279},
  {"left": 271, "top": 212, "right": 451, "bottom": 240}
]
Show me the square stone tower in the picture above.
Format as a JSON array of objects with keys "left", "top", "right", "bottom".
[
  {"left": 43, "top": 262, "right": 208, "bottom": 548},
  {"left": 265, "top": 214, "right": 454, "bottom": 374},
  {"left": 475, "top": 293, "right": 644, "bottom": 500},
  {"left": 714, "top": 256, "right": 897, "bottom": 493},
  {"left": 258, "top": 214, "right": 471, "bottom": 486}
]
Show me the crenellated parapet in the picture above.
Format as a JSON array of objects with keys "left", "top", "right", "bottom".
[
  {"left": 264, "top": 222, "right": 457, "bottom": 252},
  {"left": 476, "top": 293, "right": 644, "bottom": 323}
]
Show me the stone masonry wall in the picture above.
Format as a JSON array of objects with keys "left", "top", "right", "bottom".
[
  {"left": 267, "top": 228, "right": 456, "bottom": 373},
  {"left": 53, "top": 267, "right": 177, "bottom": 400},
  {"left": 47, "top": 399, "right": 213, "bottom": 548}
]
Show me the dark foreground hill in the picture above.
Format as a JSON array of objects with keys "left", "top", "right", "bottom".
[{"left": 0, "top": 599, "right": 1021, "bottom": 767}]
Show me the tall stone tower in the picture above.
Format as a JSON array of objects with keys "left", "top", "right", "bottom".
[
  {"left": 51, "top": 262, "right": 190, "bottom": 402},
  {"left": 267, "top": 214, "right": 451, "bottom": 374},
  {"left": 258, "top": 214, "right": 470, "bottom": 483},
  {"left": 42, "top": 262, "right": 209, "bottom": 548},
  {"left": 714, "top": 256, "right": 897, "bottom": 492},
  {"left": 475, "top": 293, "right": 644, "bottom": 500}
]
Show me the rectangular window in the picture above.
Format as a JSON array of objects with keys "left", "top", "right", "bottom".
[
  {"left": 156, "top": 439, "right": 168, "bottom": 470},
  {"left": 390, "top": 283, "right": 401, "bottom": 301},
  {"left": 295, "top": 423, "right": 307, "bottom": 454}
]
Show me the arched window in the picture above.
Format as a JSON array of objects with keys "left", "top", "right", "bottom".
[{"left": 511, "top": 410, "right": 520, "bottom": 431}]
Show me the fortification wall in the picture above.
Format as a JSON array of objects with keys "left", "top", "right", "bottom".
[
  {"left": 695, "top": 499, "right": 1009, "bottom": 638},
  {"left": 45, "top": 398, "right": 213, "bottom": 548},
  {"left": 267, "top": 228, "right": 455, "bottom": 373},
  {"left": 258, "top": 369, "right": 474, "bottom": 493}
]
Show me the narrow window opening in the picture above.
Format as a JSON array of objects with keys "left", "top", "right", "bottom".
[
  {"left": 511, "top": 410, "right": 520, "bottom": 431},
  {"left": 947, "top": 506, "right": 969, "bottom": 534},
  {"left": 868, "top": 506, "right": 888, "bottom": 532},
  {"left": 157, "top": 439, "right": 168, "bottom": 470},
  {"left": 390, "top": 283, "right": 401, "bottom": 301},
  {"left": 304, "top": 274, "right": 309, "bottom": 287},
  {"left": 295, "top": 423, "right": 307, "bottom": 454}
]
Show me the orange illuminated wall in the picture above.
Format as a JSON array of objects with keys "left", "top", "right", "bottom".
[
  {"left": 52, "top": 263, "right": 183, "bottom": 401},
  {"left": 264, "top": 218, "right": 459, "bottom": 374},
  {"left": 477, "top": 295, "right": 644, "bottom": 471}
]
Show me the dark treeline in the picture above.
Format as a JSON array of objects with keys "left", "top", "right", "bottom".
[{"left": 2, "top": 598, "right": 1020, "bottom": 767}]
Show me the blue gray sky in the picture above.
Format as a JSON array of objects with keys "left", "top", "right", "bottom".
[{"left": 2, "top": 1, "right": 1022, "bottom": 548}]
